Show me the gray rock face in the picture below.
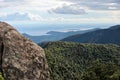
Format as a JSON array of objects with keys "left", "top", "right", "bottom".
[{"left": 0, "top": 22, "right": 49, "bottom": 80}]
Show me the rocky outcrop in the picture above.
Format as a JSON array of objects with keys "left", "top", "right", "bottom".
[{"left": 0, "top": 22, "right": 49, "bottom": 80}]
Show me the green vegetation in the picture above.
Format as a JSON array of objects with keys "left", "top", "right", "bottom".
[
  {"left": 0, "top": 73, "right": 4, "bottom": 80},
  {"left": 43, "top": 41, "right": 120, "bottom": 80},
  {"left": 82, "top": 60, "right": 120, "bottom": 80}
]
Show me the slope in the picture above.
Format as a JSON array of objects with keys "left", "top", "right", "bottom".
[
  {"left": 62, "top": 25, "right": 120, "bottom": 45},
  {"left": 23, "top": 28, "right": 99, "bottom": 43},
  {"left": 42, "top": 41, "right": 120, "bottom": 80}
]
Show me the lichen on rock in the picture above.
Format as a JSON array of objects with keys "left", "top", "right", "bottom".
[{"left": 0, "top": 22, "right": 49, "bottom": 80}]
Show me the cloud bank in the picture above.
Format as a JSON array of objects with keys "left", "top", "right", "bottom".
[
  {"left": 0, "top": 0, "right": 120, "bottom": 23},
  {"left": 49, "top": 0, "right": 120, "bottom": 14},
  {"left": 0, "top": 12, "right": 42, "bottom": 21},
  {"left": 49, "top": 4, "right": 86, "bottom": 15},
  {"left": 62, "top": 0, "right": 120, "bottom": 10}
]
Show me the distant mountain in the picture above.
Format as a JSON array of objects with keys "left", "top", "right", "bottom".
[
  {"left": 62, "top": 25, "right": 120, "bottom": 45},
  {"left": 23, "top": 28, "right": 99, "bottom": 43},
  {"left": 41, "top": 41, "right": 120, "bottom": 80},
  {"left": 109, "top": 25, "right": 120, "bottom": 29}
]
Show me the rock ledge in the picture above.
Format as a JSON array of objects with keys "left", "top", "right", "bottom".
[{"left": 0, "top": 22, "right": 49, "bottom": 80}]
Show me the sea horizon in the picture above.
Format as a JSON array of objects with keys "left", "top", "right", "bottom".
[{"left": 5, "top": 21, "right": 118, "bottom": 36}]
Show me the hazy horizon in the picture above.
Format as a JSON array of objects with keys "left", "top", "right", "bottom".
[{"left": 6, "top": 22, "right": 118, "bottom": 36}]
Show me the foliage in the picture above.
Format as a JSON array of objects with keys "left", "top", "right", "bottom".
[
  {"left": 0, "top": 73, "right": 4, "bottom": 80},
  {"left": 43, "top": 41, "right": 120, "bottom": 80},
  {"left": 82, "top": 61, "right": 120, "bottom": 80}
]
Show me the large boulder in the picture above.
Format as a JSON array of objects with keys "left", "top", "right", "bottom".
[{"left": 0, "top": 22, "right": 49, "bottom": 80}]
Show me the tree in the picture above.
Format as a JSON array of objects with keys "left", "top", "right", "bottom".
[{"left": 82, "top": 61, "right": 120, "bottom": 80}]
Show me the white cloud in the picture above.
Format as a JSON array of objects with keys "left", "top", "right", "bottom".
[
  {"left": 49, "top": 4, "right": 86, "bottom": 15},
  {"left": 61, "top": 0, "right": 120, "bottom": 10},
  {"left": 0, "top": 12, "right": 66, "bottom": 22},
  {"left": 0, "top": 13, "right": 7, "bottom": 17},
  {"left": 0, "top": 0, "right": 120, "bottom": 23},
  {"left": 0, "top": 0, "right": 25, "bottom": 8},
  {"left": 47, "top": 0, "right": 120, "bottom": 15},
  {"left": 0, "top": 12, "right": 42, "bottom": 21},
  {"left": 1, "top": 0, "right": 120, "bottom": 12},
  {"left": 0, "top": 0, "right": 71, "bottom": 11},
  {"left": 61, "top": 17, "right": 120, "bottom": 23},
  {"left": 27, "top": 13, "right": 42, "bottom": 21}
]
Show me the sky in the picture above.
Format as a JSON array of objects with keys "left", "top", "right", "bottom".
[{"left": 0, "top": 0, "right": 120, "bottom": 35}]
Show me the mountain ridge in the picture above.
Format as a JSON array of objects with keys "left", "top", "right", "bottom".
[
  {"left": 62, "top": 25, "right": 120, "bottom": 45},
  {"left": 23, "top": 28, "right": 100, "bottom": 43}
]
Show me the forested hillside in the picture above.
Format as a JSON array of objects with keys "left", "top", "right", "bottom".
[
  {"left": 62, "top": 25, "right": 120, "bottom": 45},
  {"left": 23, "top": 28, "right": 99, "bottom": 43},
  {"left": 42, "top": 42, "right": 120, "bottom": 80}
]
